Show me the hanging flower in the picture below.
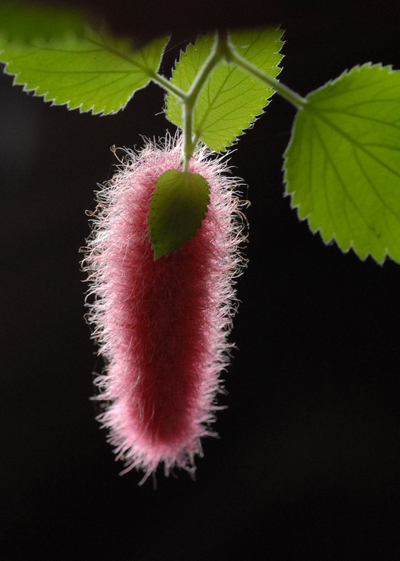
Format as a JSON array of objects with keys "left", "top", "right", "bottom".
[{"left": 84, "top": 135, "right": 246, "bottom": 480}]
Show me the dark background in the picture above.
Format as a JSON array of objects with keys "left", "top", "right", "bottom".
[{"left": 1, "top": 1, "right": 400, "bottom": 559}]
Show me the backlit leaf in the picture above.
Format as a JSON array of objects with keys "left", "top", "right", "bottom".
[
  {"left": 166, "top": 28, "right": 283, "bottom": 151},
  {"left": 284, "top": 64, "right": 400, "bottom": 263},
  {"left": 148, "top": 169, "right": 210, "bottom": 259},
  {"left": 0, "top": 21, "right": 169, "bottom": 114}
]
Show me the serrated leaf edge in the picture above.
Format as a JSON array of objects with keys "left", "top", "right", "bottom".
[
  {"left": 282, "top": 63, "right": 399, "bottom": 264},
  {"left": 1, "top": 32, "right": 169, "bottom": 115},
  {"left": 165, "top": 29, "right": 285, "bottom": 152}
]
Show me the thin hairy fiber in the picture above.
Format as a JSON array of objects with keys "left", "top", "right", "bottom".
[{"left": 84, "top": 135, "right": 246, "bottom": 480}]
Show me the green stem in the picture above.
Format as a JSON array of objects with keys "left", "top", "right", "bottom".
[
  {"left": 149, "top": 71, "right": 187, "bottom": 101},
  {"left": 149, "top": 34, "right": 223, "bottom": 170},
  {"left": 183, "top": 103, "right": 193, "bottom": 172},
  {"left": 222, "top": 35, "right": 308, "bottom": 110},
  {"left": 149, "top": 30, "right": 307, "bottom": 170},
  {"left": 182, "top": 31, "right": 222, "bottom": 171}
]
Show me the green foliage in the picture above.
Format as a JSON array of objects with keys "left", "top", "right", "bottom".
[
  {"left": 284, "top": 64, "right": 400, "bottom": 263},
  {"left": 2, "top": 7, "right": 400, "bottom": 267},
  {"left": 0, "top": 3, "right": 89, "bottom": 43},
  {"left": 0, "top": 14, "right": 168, "bottom": 114},
  {"left": 166, "top": 28, "right": 283, "bottom": 151},
  {"left": 148, "top": 170, "right": 210, "bottom": 259}
]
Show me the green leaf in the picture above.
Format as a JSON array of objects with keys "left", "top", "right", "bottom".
[
  {"left": 284, "top": 64, "right": 400, "bottom": 264},
  {"left": 166, "top": 28, "right": 283, "bottom": 152},
  {"left": 0, "top": 24, "right": 169, "bottom": 114},
  {"left": 148, "top": 169, "right": 210, "bottom": 259},
  {"left": 0, "top": 3, "right": 89, "bottom": 43}
]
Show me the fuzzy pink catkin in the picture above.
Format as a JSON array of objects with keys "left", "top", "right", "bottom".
[{"left": 85, "top": 135, "right": 246, "bottom": 479}]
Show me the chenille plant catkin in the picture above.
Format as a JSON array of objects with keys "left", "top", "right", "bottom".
[{"left": 84, "top": 135, "right": 246, "bottom": 480}]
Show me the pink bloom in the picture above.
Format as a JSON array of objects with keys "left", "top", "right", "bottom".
[{"left": 84, "top": 135, "right": 246, "bottom": 480}]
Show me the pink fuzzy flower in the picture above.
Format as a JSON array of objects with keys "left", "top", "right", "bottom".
[{"left": 84, "top": 135, "right": 246, "bottom": 480}]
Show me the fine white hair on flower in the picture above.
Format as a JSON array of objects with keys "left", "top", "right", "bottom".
[{"left": 82, "top": 133, "right": 248, "bottom": 481}]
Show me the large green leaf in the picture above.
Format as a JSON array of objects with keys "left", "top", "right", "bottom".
[
  {"left": 0, "top": 21, "right": 168, "bottom": 114},
  {"left": 148, "top": 169, "right": 210, "bottom": 259},
  {"left": 284, "top": 64, "right": 400, "bottom": 263},
  {"left": 166, "top": 28, "right": 283, "bottom": 152}
]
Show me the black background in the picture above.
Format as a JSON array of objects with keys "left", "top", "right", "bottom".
[{"left": 2, "top": 1, "right": 400, "bottom": 559}]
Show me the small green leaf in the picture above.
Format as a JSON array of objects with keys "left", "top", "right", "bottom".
[
  {"left": 148, "top": 169, "right": 210, "bottom": 259},
  {"left": 0, "top": 3, "right": 89, "bottom": 43},
  {"left": 166, "top": 28, "right": 283, "bottom": 151},
  {"left": 284, "top": 64, "right": 400, "bottom": 264},
  {"left": 0, "top": 24, "right": 169, "bottom": 114}
]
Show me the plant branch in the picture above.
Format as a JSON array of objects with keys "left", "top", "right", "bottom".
[
  {"left": 149, "top": 71, "right": 187, "bottom": 101},
  {"left": 222, "top": 34, "right": 308, "bottom": 110},
  {"left": 182, "top": 31, "right": 222, "bottom": 171}
]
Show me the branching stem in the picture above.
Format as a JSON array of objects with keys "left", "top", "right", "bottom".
[
  {"left": 150, "top": 30, "right": 307, "bottom": 168},
  {"left": 221, "top": 34, "right": 308, "bottom": 110},
  {"left": 150, "top": 71, "right": 187, "bottom": 102},
  {"left": 182, "top": 32, "right": 222, "bottom": 171}
]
